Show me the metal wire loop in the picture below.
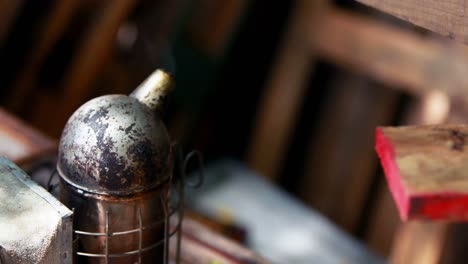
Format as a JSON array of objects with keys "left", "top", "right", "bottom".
[
  {"left": 182, "top": 150, "right": 204, "bottom": 188},
  {"left": 47, "top": 168, "right": 58, "bottom": 192},
  {"left": 171, "top": 142, "right": 204, "bottom": 189}
]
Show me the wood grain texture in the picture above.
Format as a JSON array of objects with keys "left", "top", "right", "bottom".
[
  {"left": 365, "top": 186, "right": 400, "bottom": 256},
  {"left": 376, "top": 125, "right": 468, "bottom": 221},
  {"left": 355, "top": 0, "right": 468, "bottom": 44},
  {"left": 189, "top": 0, "right": 248, "bottom": 57},
  {"left": 0, "top": 108, "right": 55, "bottom": 166},
  {"left": 0, "top": 0, "right": 23, "bottom": 44},
  {"left": 7, "top": 0, "right": 80, "bottom": 112},
  {"left": 313, "top": 8, "right": 468, "bottom": 99},
  {"left": 249, "top": 6, "right": 468, "bottom": 181},
  {"left": 247, "top": 0, "right": 327, "bottom": 180},
  {"left": 300, "top": 75, "right": 398, "bottom": 232},
  {"left": 390, "top": 221, "right": 448, "bottom": 264},
  {"left": 367, "top": 92, "right": 449, "bottom": 257},
  {"left": 33, "top": 0, "right": 136, "bottom": 137}
]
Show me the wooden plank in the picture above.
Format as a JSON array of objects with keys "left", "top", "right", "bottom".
[
  {"left": 247, "top": 0, "right": 328, "bottom": 180},
  {"left": 376, "top": 124, "right": 468, "bottom": 221},
  {"left": 0, "top": 108, "right": 55, "bottom": 166},
  {"left": 33, "top": 0, "right": 136, "bottom": 137},
  {"left": 366, "top": 186, "right": 400, "bottom": 256},
  {"left": 355, "top": 0, "right": 468, "bottom": 44},
  {"left": 189, "top": 0, "right": 248, "bottom": 57},
  {"left": 307, "top": 7, "right": 458, "bottom": 263},
  {"left": 0, "top": 157, "right": 73, "bottom": 264},
  {"left": 299, "top": 75, "right": 398, "bottom": 232},
  {"left": 0, "top": 0, "right": 23, "bottom": 44},
  {"left": 306, "top": 8, "right": 459, "bottom": 261},
  {"left": 390, "top": 221, "right": 448, "bottom": 264},
  {"left": 312, "top": 8, "right": 468, "bottom": 99},
  {"left": 437, "top": 223, "right": 468, "bottom": 264},
  {"left": 7, "top": 0, "right": 80, "bottom": 112},
  {"left": 366, "top": 90, "right": 449, "bottom": 256}
]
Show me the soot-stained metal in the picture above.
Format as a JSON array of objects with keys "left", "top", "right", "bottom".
[
  {"left": 57, "top": 70, "right": 173, "bottom": 196},
  {"left": 57, "top": 69, "right": 177, "bottom": 264}
]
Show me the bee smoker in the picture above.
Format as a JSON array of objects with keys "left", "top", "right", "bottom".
[{"left": 57, "top": 69, "right": 182, "bottom": 263}]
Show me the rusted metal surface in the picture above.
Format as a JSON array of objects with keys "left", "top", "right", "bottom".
[
  {"left": 57, "top": 94, "right": 172, "bottom": 195},
  {"left": 57, "top": 69, "right": 176, "bottom": 263},
  {"left": 60, "top": 179, "right": 169, "bottom": 263}
]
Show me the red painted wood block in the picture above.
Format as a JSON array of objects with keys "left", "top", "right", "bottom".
[{"left": 376, "top": 125, "right": 468, "bottom": 221}]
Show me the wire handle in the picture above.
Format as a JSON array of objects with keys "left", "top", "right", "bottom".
[{"left": 172, "top": 142, "right": 205, "bottom": 190}]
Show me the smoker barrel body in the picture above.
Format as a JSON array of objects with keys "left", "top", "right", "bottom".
[
  {"left": 57, "top": 70, "right": 175, "bottom": 263},
  {"left": 60, "top": 180, "right": 170, "bottom": 263}
]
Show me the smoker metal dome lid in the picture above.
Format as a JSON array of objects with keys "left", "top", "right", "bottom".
[{"left": 57, "top": 70, "right": 173, "bottom": 195}]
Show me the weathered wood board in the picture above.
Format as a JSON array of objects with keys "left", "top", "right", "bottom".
[
  {"left": 0, "top": 157, "right": 73, "bottom": 264},
  {"left": 376, "top": 125, "right": 468, "bottom": 221},
  {"left": 313, "top": 8, "right": 468, "bottom": 99},
  {"left": 355, "top": 0, "right": 468, "bottom": 44},
  {"left": 0, "top": 108, "right": 56, "bottom": 166}
]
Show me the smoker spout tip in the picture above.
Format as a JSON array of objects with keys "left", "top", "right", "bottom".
[{"left": 130, "top": 69, "right": 174, "bottom": 111}]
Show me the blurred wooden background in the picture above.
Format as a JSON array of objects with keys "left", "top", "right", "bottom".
[{"left": 2, "top": 0, "right": 468, "bottom": 263}]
